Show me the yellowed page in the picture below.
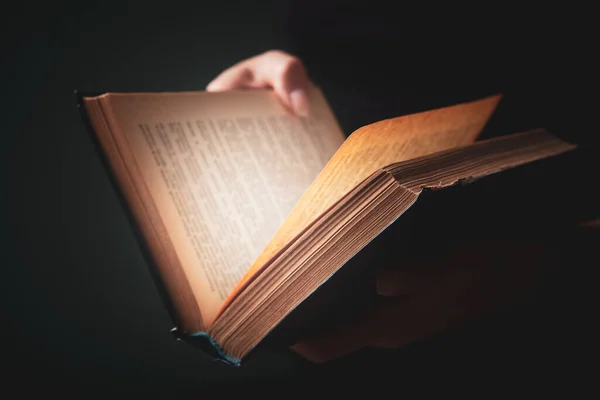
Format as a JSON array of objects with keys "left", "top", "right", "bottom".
[
  {"left": 103, "top": 88, "right": 344, "bottom": 326},
  {"left": 223, "top": 95, "right": 501, "bottom": 310}
]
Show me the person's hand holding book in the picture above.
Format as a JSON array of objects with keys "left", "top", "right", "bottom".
[{"left": 290, "top": 238, "right": 555, "bottom": 362}]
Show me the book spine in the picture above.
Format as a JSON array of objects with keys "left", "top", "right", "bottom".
[{"left": 170, "top": 328, "right": 241, "bottom": 366}]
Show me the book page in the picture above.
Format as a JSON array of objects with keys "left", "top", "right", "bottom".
[
  {"left": 103, "top": 88, "right": 344, "bottom": 326},
  {"left": 222, "top": 95, "right": 502, "bottom": 311}
]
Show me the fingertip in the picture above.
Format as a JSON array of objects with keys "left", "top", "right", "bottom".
[
  {"left": 289, "top": 88, "right": 310, "bottom": 116},
  {"left": 205, "top": 80, "right": 220, "bottom": 92}
]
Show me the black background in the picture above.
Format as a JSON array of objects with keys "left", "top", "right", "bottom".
[
  {"left": 2, "top": 0, "right": 307, "bottom": 395},
  {"left": 2, "top": 0, "right": 598, "bottom": 396}
]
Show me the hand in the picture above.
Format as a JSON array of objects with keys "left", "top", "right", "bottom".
[
  {"left": 206, "top": 50, "right": 313, "bottom": 116},
  {"left": 290, "top": 239, "right": 557, "bottom": 363}
]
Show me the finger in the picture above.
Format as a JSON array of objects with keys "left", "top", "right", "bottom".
[
  {"left": 206, "top": 64, "right": 262, "bottom": 91},
  {"left": 290, "top": 305, "right": 377, "bottom": 363},
  {"left": 255, "top": 51, "right": 312, "bottom": 116},
  {"left": 214, "top": 50, "right": 312, "bottom": 116},
  {"left": 375, "top": 239, "right": 550, "bottom": 298},
  {"left": 375, "top": 256, "right": 443, "bottom": 297},
  {"left": 290, "top": 330, "right": 367, "bottom": 364},
  {"left": 290, "top": 290, "right": 467, "bottom": 363},
  {"left": 364, "top": 295, "right": 471, "bottom": 349},
  {"left": 289, "top": 295, "right": 445, "bottom": 362}
]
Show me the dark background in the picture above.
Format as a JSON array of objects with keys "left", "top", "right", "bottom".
[
  {"left": 2, "top": 0, "right": 308, "bottom": 395},
  {"left": 2, "top": 0, "right": 597, "bottom": 396}
]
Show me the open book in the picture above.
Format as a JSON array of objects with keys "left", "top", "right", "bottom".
[{"left": 77, "top": 88, "right": 577, "bottom": 365}]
